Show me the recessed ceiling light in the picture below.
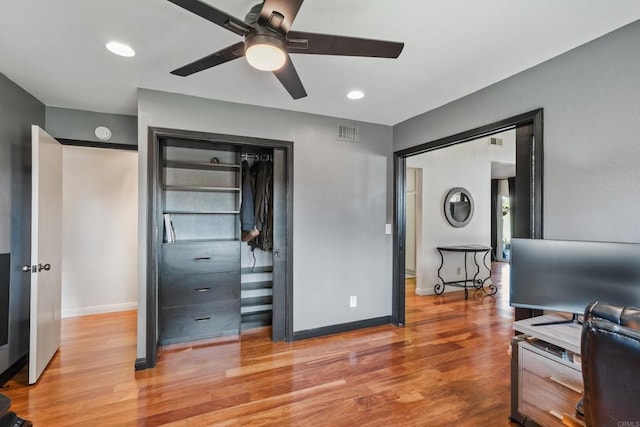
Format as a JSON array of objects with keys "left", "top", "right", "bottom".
[
  {"left": 347, "top": 90, "right": 365, "bottom": 100},
  {"left": 106, "top": 41, "right": 135, "bottom": 57}
]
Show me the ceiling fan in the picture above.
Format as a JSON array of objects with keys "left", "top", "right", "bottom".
[{"left": 168, "top": 0, "right": 404, "bottom": 99}]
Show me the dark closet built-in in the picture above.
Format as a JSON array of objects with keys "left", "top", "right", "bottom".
[{"left": 157, "top": 138, "right": 279, "bottom": 345}]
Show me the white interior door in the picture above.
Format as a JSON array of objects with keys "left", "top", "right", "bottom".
[{"left": 29, "top": 125, "right": 63, "bottom": 384}]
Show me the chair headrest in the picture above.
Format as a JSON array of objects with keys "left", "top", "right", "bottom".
[{"left": 585, "top": 301, "right": 640, "bottom": 331}]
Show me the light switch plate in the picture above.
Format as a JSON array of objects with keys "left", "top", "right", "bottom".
[{"left": 385, "top": 224, "right": 392, "bottom": 235}]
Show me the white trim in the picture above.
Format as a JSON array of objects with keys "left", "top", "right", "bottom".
[
  {"left": 415, "top": 286, "right": 432, "bottom": 296},
  {"left": 62, "top": 302, "right": 137, "bottom": 318},
  {"left": 414, "top": 286, "right": 459, "bottom": 296}
]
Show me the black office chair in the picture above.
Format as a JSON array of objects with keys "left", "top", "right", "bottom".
[
  {"left": 580, "top": 301, "right": 640, "bottom": 426},
  {"left": 0, "top": 394, "right": 32, "bottom": 427}
]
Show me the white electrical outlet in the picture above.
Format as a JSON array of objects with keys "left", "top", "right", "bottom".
[
  {"left": 350, "top": 295, "right": 357, "bottom": 308},
  {"left": 457, "top": 267, "right": 461, "bottom": 275}
]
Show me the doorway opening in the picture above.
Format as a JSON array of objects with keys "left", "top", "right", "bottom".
[
  {"left": 499, "top": 188, "right": 512, "bottom": 261},
  {"left": 403, "top": 130, "right": 515, "bottom": 304},
  {"left": 404, "top": 167, "right": 419, "bottom": 279},
  {"left": 393, "top": 110, "right": 543, "bottom": 326}
]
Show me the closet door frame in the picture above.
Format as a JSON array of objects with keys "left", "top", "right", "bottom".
[{"left": 144, "top": 127, "right": 293, "bottom": 369}]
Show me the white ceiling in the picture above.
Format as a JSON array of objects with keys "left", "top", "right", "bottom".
[
  {"left": 491, "top": 162, "right": 516, "bottom": 180},
  {"left": 2, "top": 1, "right": 639, "bottom": 126}
]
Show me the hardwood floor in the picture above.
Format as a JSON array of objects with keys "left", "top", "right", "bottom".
[{"left": 3, "top": 263, "right": 518, "bottom": 426}]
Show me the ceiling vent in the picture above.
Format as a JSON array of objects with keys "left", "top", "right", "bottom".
[
  {"left": 489, "top": 137, "right": 503, "bottom": 146},
  {"left": 337, "top": 125, "right": 360, "bottom": 142}
]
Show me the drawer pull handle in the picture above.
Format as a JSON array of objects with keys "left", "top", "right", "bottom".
[
  {"left": 193, "top": 257, "right": 212, "bottom": 261},
  {"left": 549, "top": 376, "right": 583, "bottom": 394},
  {"left": 549, "top": 410, "right": 563, "bottom": 420},
  {"left": 194, "top": 287, "right": 211, "bottom": 292},
  {"left": 194, "top": 317, "right": 211, "bottom": 322}
]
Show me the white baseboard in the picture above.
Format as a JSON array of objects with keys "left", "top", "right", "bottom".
[
  {"left": 415, "top": 286, "right": 460, "bottom": 296},
  {"left": 415, "top": 286, "right": 433, "bottom": 296},
  {"left": 62, "top": 302, "right": 137, "bottom": 318}
]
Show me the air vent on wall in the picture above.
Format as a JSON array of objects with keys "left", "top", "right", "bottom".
[
  {"left": 489, "top": 137, "right": 503, "bottom": 146},
  {"left": 337, "top": 125, "right": 360, "bottom": 142}
]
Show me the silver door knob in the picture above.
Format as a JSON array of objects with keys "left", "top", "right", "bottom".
[{"left": 22, "top": 265, "right": 32, "bottom": 272}]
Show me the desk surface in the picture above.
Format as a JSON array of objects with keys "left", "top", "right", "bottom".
[
  {"left": 513, "top": 313, "right": 582, "bottom": 354},
  {"left": 437, "top": 245, "right": 491, "bottom": 252}
]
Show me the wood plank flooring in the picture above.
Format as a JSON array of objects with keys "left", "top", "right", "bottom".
[{"left": 2, "top": 263, "right": 518, "bottom": 426}]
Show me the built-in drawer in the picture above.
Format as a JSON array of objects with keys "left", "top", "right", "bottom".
[
  {"left": 160, "top": 302, "right": 240, "bottom": 345},
  {"left": 160, "top": 241, "right": 239, "bottom": 276},
  {"left": 519, "top": 343, "right": 583, "bottom": 426},
  {"left": 159, "top": 271, "right": 240, "bottom": 308}
]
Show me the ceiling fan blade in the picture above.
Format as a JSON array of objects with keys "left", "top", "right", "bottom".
[
  {"left": 171, "top": 42, "right": 245, "bottom": 76},
  {"left": 168, "top": 0, "right": 252, "bottom": 36},
  {"left": 259, "top": 0, "right": 304, "bottom": 33},
  {"left": 287, "top": 31, "right": 404, "bottom": 58},
  {"left": 273, "top": 55, "right": 307, "bottom": 99}
]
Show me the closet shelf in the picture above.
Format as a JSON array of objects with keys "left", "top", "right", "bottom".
[
  {"left": 241, "top": 280, "right": 273, "bottom": 291},
  {"left": 241, "top": 295, "right": 273, "bottom": 307},
  {"left": 164, "top": 160, "right": 240, "bottom": 172},
  {"left": 162, "top": 238, "right": 240, "bottom": 245},
  {"left": 241, "top": 266, "right": 273, "bottom": 274},
  {"left": 241, "top": 310, "right": 272, "bottom": 327},
  {"left": 163, "top": 210, "right": 240, "bottom": 215},
  {"left": 164, "top": 185, "right": 240, "bottom": 193}
]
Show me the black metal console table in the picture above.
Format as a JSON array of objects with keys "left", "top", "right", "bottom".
[{"left": 435, "top": 245, "right": 496, "bottom": 299}]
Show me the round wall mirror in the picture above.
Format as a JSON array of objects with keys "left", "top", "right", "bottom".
[{"left": 444, "top": 187, "right": 474, "bottom": 227}]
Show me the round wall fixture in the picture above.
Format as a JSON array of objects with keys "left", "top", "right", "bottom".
[
  {"left": 443, "top": 187, "right": 474, "bottom": 227},
  {"left": 94, "top": 126, "right": 112, "bottom": 141}
]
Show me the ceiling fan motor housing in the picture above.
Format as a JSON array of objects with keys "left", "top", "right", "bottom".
[
  {"left": 245, "top": 26, "right": 286, "bottom": 54},
  {"left": 244, "top": 3, "right": 263, "bottom": 25}
]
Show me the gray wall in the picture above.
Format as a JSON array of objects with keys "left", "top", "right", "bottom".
[
  {"left": 137, "top": 89, "right": 394, "bottom": 359},
  {"left": 46, "top": 107, "right": 137, "bottom": 146},
  {"left": 394, "top": 20, "right": 640, "bottom": 243},
  {"left": 0, "top": 72, "right": 45, "bottom": 377}
]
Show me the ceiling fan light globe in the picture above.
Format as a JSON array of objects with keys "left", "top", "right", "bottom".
[{"left": 246, "top": 44, "right": 286, "bottom": 71}]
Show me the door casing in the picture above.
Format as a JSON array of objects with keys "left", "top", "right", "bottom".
[{"left": 392, "top": 109, "right": 543, "bottom": 325}]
